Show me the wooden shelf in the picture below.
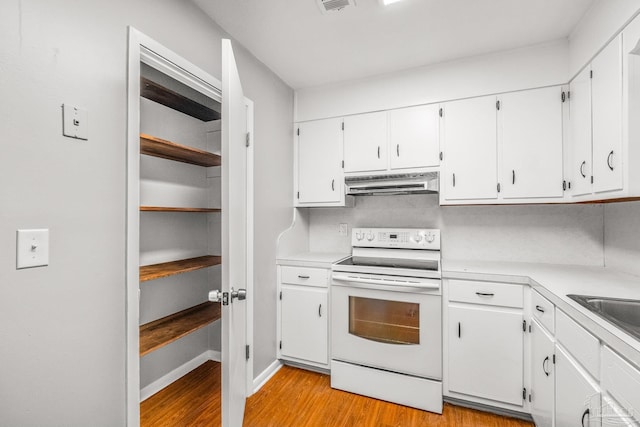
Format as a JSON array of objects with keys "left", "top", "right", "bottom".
[
  {"left": 140, "top": 134, "right": 221, "bottom": 167},
  {"left": 140, "top": 255, "right": 222, "bottom": 282},
  {"left": 140, "top": 206, "right": 221, "bottom": 213},
  {"left": 141, "top": 77, "right": 221, "bottom": 122},
  {"left": 139, "top": 302, "right": 221, "bottom": 357}
]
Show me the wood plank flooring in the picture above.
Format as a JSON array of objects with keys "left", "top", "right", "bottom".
[{"left": 141, "top": 361, "right": 534, "bottom": 427}]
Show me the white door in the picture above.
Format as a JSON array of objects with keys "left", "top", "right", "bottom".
[
  {"left": 221, "top": 39, "right": 248, "bottom": 427},
  {"left": 592, "top": 35, "right": 623, "bottom": 194},
  {"left": 448, "top": 305, "right": 523, "bottom": 405},
  {"left": 343, "top": 111, "right": 388, "bottom": 173},
  {"left": 297, "top": 118, "right": 342, "bottom": 204},
  {"left": 389, "top": 105, "right": 440, "bottom": 170},
  {"left": 555, "top": 346, "right": 601, "bottom": 427},
  {"left": 280, "top": 285, "right": 328, "bottom": 365},
  {"left": 530, "top": 319, "right": 555, "bottom": 427},
  {"left": 442, "top": 96, "right": 498, "bottom": 201},
  {"left": 499, "top": 87, "right": 564, "bottom": 199},
  {"left": 569, "top": 66, "right": 593, "bottom": 197}
]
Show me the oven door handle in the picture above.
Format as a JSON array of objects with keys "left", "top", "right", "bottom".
[{"left": 332, "top": 274, "right": 440, "bottom": 291}]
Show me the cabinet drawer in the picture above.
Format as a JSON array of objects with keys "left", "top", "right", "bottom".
[
  {"left": 281, "top": 266, "right": 328, "bottom": 287},
  {"left": 532, "top": 290, "right": 555, "bottom": 333},
  {"left": 602, "top": 346, "right": 640, "bottom": 422},
  {"left": 556, "top": 309, "right": 600, "bottom": 379},
  {"left": 448, "top": 280, "right": 523, "bottom": 308}
]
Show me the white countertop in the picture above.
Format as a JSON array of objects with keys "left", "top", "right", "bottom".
[
  {"left": 277, "top": 251, "right": 350, "bottom": 269},
  {"left": 443, "top": 260, "right": 640, "bottom": 370}
]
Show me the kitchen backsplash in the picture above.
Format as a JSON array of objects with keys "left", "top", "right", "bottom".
[
  {"left": 604, "top": 200, "right": 640, "bottom": 277},
  {"left": 309, "top": 195, "right": 605, "bottom": 266}
]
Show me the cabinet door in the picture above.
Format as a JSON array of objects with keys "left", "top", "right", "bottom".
[
  {"left": 448, "top": 305, "right": 523, "bottom": 405},
  {"left": 442, "top": 96, "right": 498, "bottom": 201},
  {"left": 530, "top": 320, "right": 555, "bottom": 427},
  {"left": 343, "top": 111, "right": 388, "bottom": 173},
  {"left": 389, "top": 105, "right": 440, "bottom": 170},
  {"left": 500, "top": 87, "right": 564, "bottom": 199},
  {"left": 556, "top": 346, "right": 601, "bottom": 427},
  {"left": 592, "top": 35, "right": 623, "bottom": 194},
  {"left": 280, "top": 285, "right": 328, "bottom": 365},
  {"left": 569, "top": 66, "right": 593, "bottom": 197},
  {"left": 297, "top": 118, "right": 343, "bottom": 204}
]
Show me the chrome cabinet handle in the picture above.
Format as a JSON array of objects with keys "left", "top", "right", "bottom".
[
  {"left": 318, "top": 304, "right": 322, "bottom": 317},
  {"left": 581, "top": 408, "right": 590, "bottom": 427},
  {"left": 543, "top": 356, "right": 550, "bottom": 376},
  {"left": 377, "top": 146, "right": 380, "bottom": 159},
  {"left": 476, "top": 292, "right": 494, "bottom": 297},
  {"left": 536, "top": 305, "right": 545, "bottom": 313},
  {"left": 580, "top": 161, "right": 586, "bottom": 178},
  {"left": 396, "top": 144, "right": 400, "bottom": 157},
  {"left": 607, "top": 150, "right": 614, "bottom": 171}
]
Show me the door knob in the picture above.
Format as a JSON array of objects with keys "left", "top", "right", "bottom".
[{"left": 230, "top": 287, "right": 247, "bottom": 302}]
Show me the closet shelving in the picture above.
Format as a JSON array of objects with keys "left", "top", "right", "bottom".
[{"left": 139, "top": 76, "right": 222, "bottom": 359}]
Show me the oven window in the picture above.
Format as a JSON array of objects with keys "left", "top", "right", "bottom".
[{"left": 349, "top": 296, "right": 419, "bottom": 345}]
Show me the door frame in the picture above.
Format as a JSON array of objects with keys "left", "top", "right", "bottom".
[{"left": 126, "top": 27, "right": 254, "bottom": 426}]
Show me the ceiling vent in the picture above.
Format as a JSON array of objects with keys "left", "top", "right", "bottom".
[{"left": 317, "top": 0, "right": 356, "bottom": 14}]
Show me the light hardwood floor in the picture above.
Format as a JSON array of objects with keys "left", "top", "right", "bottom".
[{"left": 141, "top": 361, "right": 534, "bottom": 426}]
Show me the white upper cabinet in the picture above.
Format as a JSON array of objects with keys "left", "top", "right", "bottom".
[
  {"left": 389, "top": 105, "right": 440, "bottom": 170},
  {"left": 592, "top": 35, "right": 623, "bottom": 194},
  {"left": 569, "top": 66, "right": 594, "bottom": 197},
  {"left": 296, "top": 118, "right": 344, "bottom": 205},
  {"left": 499, "top": 87, "right": 564, "bottom": 199},
  {"left": 343, "top": 111, "right": 388, "bottom": 173},
  {"left": 442, "top": 96, "right": 498, "bottom": 201}
]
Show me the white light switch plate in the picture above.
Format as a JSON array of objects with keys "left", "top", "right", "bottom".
[
  {"left": 62, "top": 104, "right": 88, "bottom": 140},
  {"left": 339, "top": 223, "right": 348, "bottom": 236},
  {"left": 17, "top": 229, "right": 49, "bottom": 269}
]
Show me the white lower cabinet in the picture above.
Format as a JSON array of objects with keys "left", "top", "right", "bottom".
[
  {"left": 447, "top": 304, "right": 524, "bottom": 405},
  {"left": 280, "top": 285, "right": 328, "bottom": 365},
  {"left": 530, "top": 319, "right": 555, "bottom": 427},
  {"left": 555, "top": 345, "right": 601, "bottom": 427}
]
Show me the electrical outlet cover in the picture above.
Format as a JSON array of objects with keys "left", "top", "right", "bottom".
[{"left": 17, "top": 229, "right": 49, "bottom": 269}]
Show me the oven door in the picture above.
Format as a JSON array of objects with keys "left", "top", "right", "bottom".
[{"left": 331, "top": 273, "right": 442, "bottom": 380}]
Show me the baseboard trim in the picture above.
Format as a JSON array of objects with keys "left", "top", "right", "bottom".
[
  {"left": 252, "top": 359, "right": 282, "bottom": 394},
  {"left": 444, "top": 397, "right": 533, "bottom": 422},
  {"left": 140, "top": 350, "right": 221, "bottom": 402}
]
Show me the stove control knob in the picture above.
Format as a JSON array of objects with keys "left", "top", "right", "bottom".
[
  {"left": 425, "top": 233, "right": 435, "bottom": 243},
  {"left": 355, "top": 231, "right": 364, "bottom": 241},
  {"left": 366, "top": 232, "right": 375, "bottom": 242},
  {"left": 413, "top": 234, "right": 423, "bottom": 243}
]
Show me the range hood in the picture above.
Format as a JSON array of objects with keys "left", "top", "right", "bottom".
[{"left": 345, "top": 172, "right": 439, "bottom": 196}]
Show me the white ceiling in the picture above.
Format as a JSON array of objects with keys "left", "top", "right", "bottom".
[{"left": 194, "top": 0, "right": 596, "bottom": 89}]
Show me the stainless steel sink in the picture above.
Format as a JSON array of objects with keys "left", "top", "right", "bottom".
[{"left": 568, "top": 294, "right": 640, "bottom": 341}]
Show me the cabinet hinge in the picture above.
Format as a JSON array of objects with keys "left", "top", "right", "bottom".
[
  {"left": 245, "top": 132, "right": 251, "bottom": 147},
  {"left": 568, "top": 91, "right": 571, "bottom": 100},
  {"left": 553, "top": 354, "right": 556, "bottom": 364},
  {"left": 522, "top": 320, "right": 527, "bottom": 332},
  {"left": 279, "top": 340, "right": 282, "bottom": 350},
  {"left": 439, "top": 152, "right": 443, "bottom": 161},
  {"left": 496, "top": 100, "right": 501, "bottom": 111},
  {"left": 439, "top": 108, "right": 443, "bottom": 118},
  {"left": 222, "top": 292, "right": 229, "bottom": 306},
  {"left": 279, "top": 291, "right": 282, "bottom": 300},
  {"left": 297, "top": 191, "right": 300, "bottom": 199},
  {"left": 561, "top": 91, "right": 566, "bottom": 103},
  {"left": 341, "top": 122, "right": 344, "bottom": 131},
  {"left": 529, "top": 323, "right": 532, "bottom": 333},
  {"left": 341, "top": 160, "right": 344, "bottom": 169},
  {"left": 528, "top": 393, "right": 532, "bottom": 403},
  {"left": 591, "top": 176, "right": 594, "bottom": 184},
  {"left": 246, "top": 345, "right": 250, "bottom": 360},
  {"left": 563, "top": 180, "right": 567, "bottom": 191},
  {"left": 497, "top": 183, "right": 501, "bottom": 193},
  {"left": 297, "top": 128, "right": 300, "bottom": 136},
  {"left": 590, "top": 70, "right": 593, "bottom": 79},
  {"left": 523, "top": 387, "right": 527, "bottom": 400}
]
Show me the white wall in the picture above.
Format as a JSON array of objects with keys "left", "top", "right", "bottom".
[
  {"left": 569, "top": 0, "right": 640, "bottom": 78},
  {"left": 0, "top": 0, "right": 292, "bottom": 425},
  {"left": 295, "top": 40, "right": 569, "bottom": 122},
  {"left": 604, "top": 201, "right": 640, "bottom": 277},
  {"left": 309, "top": 196, "right": 605, "bottom": 266}
]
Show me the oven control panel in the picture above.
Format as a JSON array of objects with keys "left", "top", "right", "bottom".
[{"left": 352, "top": 228, "right": 440, "bottom": 249}]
